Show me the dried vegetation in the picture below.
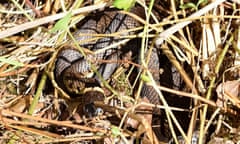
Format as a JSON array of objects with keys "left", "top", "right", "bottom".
[{"left": 0, "top": 0, "right": 239, "bottom": 144}]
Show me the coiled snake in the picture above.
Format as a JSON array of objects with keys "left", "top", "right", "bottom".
[
  {"left": 54, "top": 6, "right": 163, "bottom": 138},
  {"left": 55, "top": 8, "right": 142, "bottom": 95},
  {"left": 53, "top": 4, "right": 202, "bottom": 143}
]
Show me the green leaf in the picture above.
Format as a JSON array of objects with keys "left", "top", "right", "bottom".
[
  {"left": 50, "top": 12, "right": 72, "bottom": 33},
  {"left": 197, "top": 0, "right": 208, "bottom": 7},
  {"left": 0, "top": 56, "right": 24, "bottom": 67},
  {"left": 141, "top": 74, "right": 151, "bottom": 82},
  {"left": 111, "top": 126, "right": 121, "bottom": 137},
  {"left": 113, "top": 0, "right": 136, "bottom": 11},
  {"left": 180, "top": 2, "right": 197, "bottom": 10}
]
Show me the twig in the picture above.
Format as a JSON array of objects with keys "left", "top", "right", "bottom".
[
  {"left": 155, "top": 0, "right": 226, "bottom": 47},
  {"left": 28, "top": 72, "right": 47, "bottom": 115},
  {"left": 0, "top": 3, "right": 107, "bottom": 39},
  {"left": 199, "top": 33, "right": 233, "bottom": 144}
]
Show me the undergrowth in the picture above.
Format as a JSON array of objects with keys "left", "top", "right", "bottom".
[{"left": 0, "top": 0, "right": 239, "bottom": 144}]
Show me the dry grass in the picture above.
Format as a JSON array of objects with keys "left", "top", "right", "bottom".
[{"left": 0, "top": 0, "right": 239, "bottom": 144}]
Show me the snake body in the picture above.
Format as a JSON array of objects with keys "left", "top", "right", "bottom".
[
  {"left": 54, "top": 5, "right": 193, "bottom": 141},
  {"left": 53, "top": 4, "right": 199, "bottom": 142},
  {"left": 55, "top": 8, "right": 142, "bottom": 95},
  {"left": 54, "top": 7, "right": 158, "bottom": 116}
]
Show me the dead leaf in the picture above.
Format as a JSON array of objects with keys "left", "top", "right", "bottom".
[{"left": 216, "top": 80, "right": 240, "bottom": 108}]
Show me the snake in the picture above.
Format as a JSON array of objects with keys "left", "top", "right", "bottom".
[
  {"left": 54, "top": 7, "right": 159, "bottom": 114},
  {"left": 52, "top": 2, "right": 206, "bottom": 142},
  {"left": 54, "top": 6, "right": 174, "bottom": 140},
  {"left": 55, "top": 10, "right": 138, "bottom": 92}
]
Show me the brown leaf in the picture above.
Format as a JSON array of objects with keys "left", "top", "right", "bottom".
[{"left": 216, "top": 80, "right": 240, "bottom": 108}]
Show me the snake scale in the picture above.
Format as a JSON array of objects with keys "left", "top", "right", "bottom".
[{"left": 54, "top": 5, "right": 189, "bottom": 141}]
